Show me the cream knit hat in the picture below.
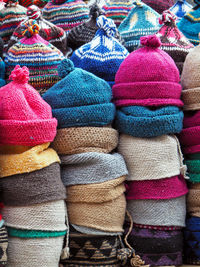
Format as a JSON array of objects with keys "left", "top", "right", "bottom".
[{"left": 118, "top": 134, "right": 187, "bottom": 181}]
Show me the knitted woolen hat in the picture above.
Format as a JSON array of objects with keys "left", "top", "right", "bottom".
[
  {"left": 71, "top": 15, "right": 129, "bottom": 87},
  {"left": 126, "top": 175, "right": 188, "bottom": 200},
  {"left": 178, "top": 1, "right": 200, "bottom": 46},
  {"left": 0, "top": 0, "right": 27, "bottom": 48},
  {"left": 187, "top": 182, "right": 200, "bottom": 217},
  {"left": 7, "top": 236, "right": 64, "bottom": 267},
  {"left": 125, "top": 225, "right": 183, "bottom": 266},
  {"left": 118, "top": 134, "right": 187, "bottom": 181},
  {"left": 127, "top": 195, "right": 186, "bottom": 227},
  {"left": 0, "top": 163, "right": 66, "bottom": 206},
  {"left": 102, "top": 0, "right": 134, "bottom": 27},
  {"left": 170, "top": 0, "right": 193, "bottom": 23},
  {"left": 52, "top": 127, "right": 118, "bottom": 155},
  {"left": 184, "top": 158, "right": 200, "bottom": 182},
  {"left": 7, "top": 5, "right": 69, "bottom": 55},
  {"left": 5, "top": 20, "right": 64, "bottom": 94},
  {"left": 143, "top": 0, "right": 174, "bottom": 14},
  {"left": 118, "top": 0, "right": 160, "bottom": 52},
  {"left": 115, "top": 106, "right": 183, "bottom": 138},
  {"left": 0, "top": 225, "right": 8, "bottom": 266},
  {"left": 42, "top": 0, "right": 89, "bottom": 33},
  {"left": 60, "top": 152, "right": 128, "bottom": 186},
  {"left": 157, "top": 10, "right": 194, "bottom": 74},
  {"left": 43, "top": 59, "right": 116, "bottom": 128},
  {"left": 113, "top": 35, "right": 183, "bottom": 107}
]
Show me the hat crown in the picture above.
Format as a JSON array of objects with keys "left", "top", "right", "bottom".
[
  {"left": 58, "top": 59, "right": 75, "bottom": 78},
  {"left": 96, "top": 15, "right": 117, "bottom": 37},
  {"left": 27, "top": 5, "right": 41, "bottom": 19}
]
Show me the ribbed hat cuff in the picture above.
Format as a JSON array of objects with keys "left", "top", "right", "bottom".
[
  {"left": 179, "top": 126, "right": 200, "bottom": 154},
  {"left": 182, "top": 88, "right": 200, "bottom": 110}
]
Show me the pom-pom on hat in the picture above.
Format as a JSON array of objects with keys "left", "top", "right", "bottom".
[
  {"left": 142, "top": 0, "right": 174, "bottom": 14},
  {"left": 71, "top": 15, "right": 129, "bottom": 87},
  {"left": 113, "top": 34, "right": 183, "bottom": 107},
  {"left": 0, "top": 65, "right": 57, "bottom": 145},
  {"left": 170, "top": 0, "right": 192, "bottom": 23},
  {"left": 118, "top": 0, "right": 160, "bottom": 52},
  {"left": 5, "top": 19, "right": 64, "bottom": 94}
]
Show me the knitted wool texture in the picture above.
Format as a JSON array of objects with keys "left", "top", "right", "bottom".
[
  {"left": 113, "top": 35, "right": 183, "bottom": 107},
  {"left": 0, "top": 143, "right": 60, "bottom": 178},
  {"left": 156, "top": 10, "right": 194, "bottom": 74},
  {"left": 181, "top": 44, "right": 200, "bottom": 111},
  {"left": 0, "top": 36, "right": 3, "bottom": 58},
  {"left": 0, "top": 225, "right": 8, "bottom": 266},
  {"left": 187, "top": 182, "right": 200, "bottom": 217},
  {"left": 170, "top": 0, "right": 193, "bottom": 22},
  {"left": 118, "top": 1, "right": 160, "bottom": 52},
  {"left": 60, "top": 152, "right": 128, "bottom": 186},
  {"left": 184, "top": 158, "right": 200, "bottom": 182},
  {"left": 51, "top": 127, "right": 118, "bottom": 155},
  {"left": 0, "top": 57, "right": 5, "bottom": 88},
  {"left": 43, "top": 59, "right": 115, "bottom": 128},
  {"left": 42, "top": 0, "right": 89, "bottom": 33},
  {"left": 102, "top": 0, "right": 134, "bottom": 27},
  {"left": 5, "top": 22, "right": 65, "bottom": 94},
  {"left": 19, "top": 0, "right": 33, "bottom": 7},
  {"left": 142, "top": 0, "right": 174, "bottom": 14},
  {"left": 126, "top": 175, "right": 188, "bottom": 200},
  {"left": 0, "top": 66, "right": 57, "bottom": 145},
  {"left": 0, "top": 163, "right": 66, "bottom": 206},
  {"left": 71, "top": 15, "right": 129, "bottom": 87},
  {"left": 2, "top": 200, "right": 67, "bottom": 231},
  {"left": 7, "top": 236, "right": 64, "bottom": 267},
  {"left": 71, "top": 224, "right": 122, "bottom": 236},
  {"left": 118, "top": 134, "right": 186, "bottom": 181},
  {"left": 115, "top": 106, "right": 183, "bottom": 138},
  {"left": 127, "top": 195, "right": 186, "bottom": 227}
]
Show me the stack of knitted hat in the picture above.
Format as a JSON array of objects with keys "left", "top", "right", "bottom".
[
  {"left": 170, "top": 0, "right": 193, "bottom": 22},
  {"left": 118, "top": 0, "right": 160, "bottom": 52},
  {"left": 101, "top": 0, "right": 134, "bottom": 27},
  {"left": 0, "top": 65, "right": 68, "bottom": 267},
  {"left": 71, "top": 15, "right": 129, "bottom": 87},
  {"left": 113, "top": 34, "right": 188, "bottom": 266},
  {"left": 142, "top": 0, "right": 174, "bottom": 14},
  {"left": 178, "top": 0, "right": 200, "bottom": 46},
  {"left": 0, "top": 0, "right": 27, "bottom": 50},
  {"left": 179, "top": 38, "right": 200, "bottom": 265},
  {"left": 42, "top": 0, "right": 89, "bottom": 33},
  {"left": 5, "top": 20, "right": 64, "bottom": 94},
  {"left": 43, "top": 59, "right": 146, "bottom": 267},
  {"left": 0, "top": 204, "right": 8, "bottom": 266},
  {"left": 156, "top": 10, "right": 194, "bottom": 74}
]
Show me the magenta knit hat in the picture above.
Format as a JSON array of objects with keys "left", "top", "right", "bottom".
[
  {"left": 0, "top": 65, "right": 57, "bottom": 145},
  {"left": 113, "top": 35, "right": 183, "bottom": 107}
]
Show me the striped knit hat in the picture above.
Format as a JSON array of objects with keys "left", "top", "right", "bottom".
[
  {"left": 42, "top": 0, "right": 89, "bottom": 33},
  {"left": 170, "top": 0, "right": 193, "bottom": 22},
  {"left": 0, "top": 0, "right": 27, "bottom": 49},
  {"left": 102, "top": 0, "right": 134, "bottom": 27},
  {"left": 5, "top": 20, "right": 64, "bottom": 94},
  {"left": 157, "top": 10, "right": 194, "bottom": 74},
  {"left": 118, "top": 0, "right": 160, "bottom": 52},
  {"left": 142, "top": 0, "right": 174, "bottom": 14},
  {"left": 19, "top": 0, "right": 32, "bottom": 7}
]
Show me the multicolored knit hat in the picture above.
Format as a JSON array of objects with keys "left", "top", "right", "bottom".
[
  {"left": 178, "top": 1, "right": 200, "bottom": 46},
  {"left": 5, "top": 20, "right": 64, "bottom": 94},
  {"left": 43, "top": 59, "right": 116, "bottom": 128},
  {"left": 42, "top": 0, "right": 89, "bottom": 33},
  {"left": 102, "top": 0, "right": 134, "bottom": 27},
  {"left": 0, "top": 0, "right": 27, "bottom": 49},
  {"left": 0, "top": 65, "right": 57, "bottom": 145},
  {"left": 157, "top": 10, "right": 194, "bottom": 74},
  {"left": 113, "top": 35, "right": 183, "bottom": 107},
  {"left": 71, "top": 15, "right": 129, "bottom": 87},
  {"left": 170, "top": 0, "right": 193, "bottom": 22},
  {"left": 7, "top": 5, "right": 69, "bottom": 55},
  {"left": 118, "top": 0, "right": 160, "bottom": 52}
]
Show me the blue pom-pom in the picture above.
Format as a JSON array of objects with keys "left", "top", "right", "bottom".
[
  {"left": 97, "top": 15, "right": 117, "bottom": 37},
  {"left": 58, "top": 59, "right": 74, "bottom": 78}
]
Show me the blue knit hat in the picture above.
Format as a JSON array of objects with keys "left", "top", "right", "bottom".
[
  {"left": 170, "top": 0, "right": 193, "bottom": 23},
  {"left": 178, "top": 1, "right": 200, "bottom": 46},
  {"left": 70, "top": 15, "right": 129, "bottom": 87},
  {"left": 0, "top": 58, "right": 5, "bottom": 87},
  {"left": 115, "top": 106, "right": 183, "bottom": 138},
  {"left": 118, "top": 0, "right": 160, "bottom": 52},
  {"left": 42, "top": 59, "right": 115, "bottom": 128}
]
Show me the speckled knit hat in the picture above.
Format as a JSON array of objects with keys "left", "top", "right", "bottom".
[
  {"left": 5, "top": 20, "right": 64, "bottom": 94},
  {"left": 157, "top": 10, "right": 194, "bottom": 74},
  {"left": 143, "top": 0, "right": 174, "bottom": 14},
  {"left": 170, "top": 0, "right": 193, "bottom": 22},
  {"left": 118, "top": 0, "right": 160, "bottom": 52},
  {"left": 42, "top": 0, "right": 89, "bottom": 33}
]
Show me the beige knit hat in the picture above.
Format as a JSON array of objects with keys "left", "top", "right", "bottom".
[
  {"left": 118, "top": 134, "right": 187, "bottom": 181},
  {"left": 181, "top": 45, "right": 200, "bottom": 110},
  {"left": 51, "top": 127, "right": 118, "bottom": 155},
  {"left": 187, "top": 182, "right": 200, "bottom": 217},
  {"left": 67, "top": 176, "right": 126, "bottom": 232}
]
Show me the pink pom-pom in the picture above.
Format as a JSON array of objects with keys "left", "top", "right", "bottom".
[
  {"left": 159, "top": 10, "right": 177, "bottom": 25},
  {"left": 9, "top": 65, "right": 29, "bottom": 84},
  {"left": 140, "top": 35, "right": 161, "bottom": 49}
]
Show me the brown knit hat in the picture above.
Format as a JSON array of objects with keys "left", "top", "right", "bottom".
[
  {"left": 187, "top": 182, "right": 200, "bottom": 217},
  {"left": 51, "top": 127, "right": 118, "bottom": 155}
]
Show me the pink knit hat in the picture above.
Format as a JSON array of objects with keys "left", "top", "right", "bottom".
[
  {"left": 0, "top": 65, "right": 57, "bottom": 145},
  {"left": 179, "top": 111, "right": 200, "bottom": 154},
  {"left": 113, "top": 35, "right": 183, "bottom": 107},
  {"left": 126, "top": 175, "right": 188, "bottom": 200}
]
